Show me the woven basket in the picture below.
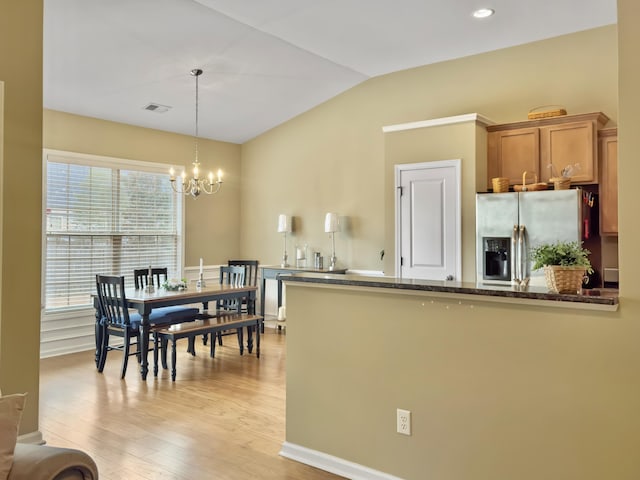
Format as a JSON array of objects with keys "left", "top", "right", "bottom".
[
  {"left": 527, "top": 105, "right": 567, "bottom": 120},
  {"left": 543, "top": 265, "right": 587, "bottom": 294},
  {"left": 550, "top": 176, "right": 571, "bottom": 190},
  {"left": 491, "top": 177, "right": 509, "bottom": 193},
  {"left": 513, "top": 171, "right": 548, "bottom": 192}
]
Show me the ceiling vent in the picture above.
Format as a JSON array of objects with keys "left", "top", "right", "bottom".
[{"left": 143, "top": 103, "right": 171, "bottom": 113}]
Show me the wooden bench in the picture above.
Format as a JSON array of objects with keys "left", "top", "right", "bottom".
[{"left": 152, "top": 313, "right": 262, "bottom": 381}]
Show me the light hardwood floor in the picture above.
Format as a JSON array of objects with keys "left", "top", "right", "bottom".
[{"left": 39, "top": 325, "right": 343, "bottom": 480}]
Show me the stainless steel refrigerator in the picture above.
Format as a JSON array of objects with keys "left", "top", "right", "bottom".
[{"left": 476, "top": 189, "right": 583, "bottom": 286}]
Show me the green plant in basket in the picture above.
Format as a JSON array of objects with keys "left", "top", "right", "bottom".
[{"left": 531, "top": 241, "right": 593, "bottom": 274}]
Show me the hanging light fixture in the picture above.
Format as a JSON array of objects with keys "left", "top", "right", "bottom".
[{"left": 169, "top": 68, "right": 223, "bottom": 197}]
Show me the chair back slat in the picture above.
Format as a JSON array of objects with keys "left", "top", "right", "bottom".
[
  {"left": 218, "top": 266, "right": 245, "bottom": 311},
  {"left": 133, "top": 267, "right": 168, "bottom": 289},
  {"left": 220, "top": 265, "right": 245, "bottom": 288},
  {"left": 95, "top": 274, "right": 131, "bottom": 328},
  {"left": 227, "top": 260, "right": 259, "bottom": 287}
]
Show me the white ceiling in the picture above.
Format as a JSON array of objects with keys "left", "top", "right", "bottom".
[{"left": 43, "top": 0, "right": 617, "bottom": 144}]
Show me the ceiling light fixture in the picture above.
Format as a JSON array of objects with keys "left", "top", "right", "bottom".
[
  {"left": 473, "top": 8, "right": 495, "bottom": 19},
  {"left": 169, "top": 68, "right": 223, "bottom": 198}
]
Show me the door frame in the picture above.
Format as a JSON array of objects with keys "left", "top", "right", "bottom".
[{"left": 394, "top": 159, "right": 462, "bottom": 279}]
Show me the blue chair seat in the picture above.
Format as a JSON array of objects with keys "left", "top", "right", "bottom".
[{"left": 129, "top": 306, "right": 199, "bottom": 329}]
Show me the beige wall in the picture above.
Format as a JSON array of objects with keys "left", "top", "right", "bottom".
[
  {"left": 281, "top": 7, "right": 640, "bottom": 480},
  {"left": 0, "top": 0, "right": 43, "bottom": 434},
  {"left": 383, "top": 121, "right": 483, "bottom": 279},
  {"left": 617, "top": 0, "right": 639, "bottom": 295},
  {"left": 241, "top": 26, "right": 618, "bottom": 273},
  {"left": 43, "top": 110, "right": 242, "bottom": 266}
]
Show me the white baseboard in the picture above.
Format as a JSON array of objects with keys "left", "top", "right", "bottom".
[{"left": 280, "top": 442, "right": 404, "bottom": 480}]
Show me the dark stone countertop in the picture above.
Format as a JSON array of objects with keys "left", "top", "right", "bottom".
[{"left": 279, "top": 272, "right": 619, "bottom": 309}]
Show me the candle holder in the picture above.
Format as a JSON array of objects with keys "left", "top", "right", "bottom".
[
  {"left": 196, "top": 272, "right": 206, "bottom": 289},
  {"left": 144, "top": 266, "right": 155, "bottom": 292}
]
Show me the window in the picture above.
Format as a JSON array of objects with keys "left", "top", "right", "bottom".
[{"left": 44, "top": 151, "right": 183, "bottom": 311}]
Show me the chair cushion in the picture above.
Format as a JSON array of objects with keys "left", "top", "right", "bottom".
[
  {"left": 129, "top": 306, "right": 199, "bottom": 329},
  {"left": 0, "top": 391, "right": 26, "bottom": 480}
]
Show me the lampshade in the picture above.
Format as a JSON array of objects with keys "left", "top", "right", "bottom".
[
  {"left": 324, "top": 213, "right": 339, "bottom": 233},
  {"left": 277, "top": 214, "right": 292, "bottom": 233}
]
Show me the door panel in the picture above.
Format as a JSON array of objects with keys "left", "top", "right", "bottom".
[{"left": 398, "top": 161, "right": 460, "bottom": 281}]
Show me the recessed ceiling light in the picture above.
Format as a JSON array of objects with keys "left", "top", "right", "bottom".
[{"left": 473, "top": 8, "right": 495, "bottom": 19}]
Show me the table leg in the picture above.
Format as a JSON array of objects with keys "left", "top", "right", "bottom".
[
  {"left": 260, "top": 277, "right": 266, "bottom": 317},
  {"left": 277, "top": 275, "right": 283, "bottom": 311}
]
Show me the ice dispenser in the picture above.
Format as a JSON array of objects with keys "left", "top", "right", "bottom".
[{"left": 483, "top": 237, "right": 511, "bottom": 281}]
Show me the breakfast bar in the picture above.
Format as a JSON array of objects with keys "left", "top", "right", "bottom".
[{"left": 279, "top": 272, "right": 622, "bottom": 480}]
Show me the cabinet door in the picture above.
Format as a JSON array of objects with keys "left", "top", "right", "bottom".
[
  {"left": 540, "top": 121, "right": 596, "bottom": 183},
  {"left": 600, "top": 134, "right": 618, "bottom": 235},
  {"left": 488, "top": 127, "right": 539, "bottom": 186}
]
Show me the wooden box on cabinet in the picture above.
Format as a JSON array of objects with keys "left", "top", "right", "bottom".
[
  {"left": 487, "top": 112, "right": 609, "bottom": 189},
  {"left": 599, "top": 127, "right": 618, "bottom": 235}
]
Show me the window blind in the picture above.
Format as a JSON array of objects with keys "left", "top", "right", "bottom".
[{"left": 45, "top": 157, "right": 182, "bottom": 310}]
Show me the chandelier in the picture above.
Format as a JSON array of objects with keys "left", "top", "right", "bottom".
[{"left": 169, "top": 68, "right": 223, "bottom": 197}]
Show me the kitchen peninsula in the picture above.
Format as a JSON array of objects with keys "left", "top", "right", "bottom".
[{"left": 279, "top": 272, "right": 621, "bottom": 480}]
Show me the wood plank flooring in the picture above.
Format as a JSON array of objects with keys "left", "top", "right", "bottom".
[{"left": 39, "top": 325, "right": 343, "bottom": 480}]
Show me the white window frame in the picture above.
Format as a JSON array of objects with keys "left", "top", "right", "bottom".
[{"left": 41, "top": 149, "right": 186, "bottom": 314}]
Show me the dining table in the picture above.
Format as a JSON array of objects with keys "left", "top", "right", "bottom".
[{"left": 93, "top": 283, "right": 258, "bottom": 380}]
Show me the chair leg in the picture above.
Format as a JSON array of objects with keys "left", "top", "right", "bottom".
[
  {"left": 121, "top": 332, "right": 131, "bottom": 379},
  {"left": 246, "top": 326, "right": 254, "bottom": 354},
  {"left": 97, "top": 329, "right": 109, "bottom": 373},
  {"left": 210, "top": 333, "right": 216, "bottom": 358},
  {"left": 161, "top": 337, "right": 168, "bottom": 369},
  {"left": 188, "top": 336, "right": 196, "bottom": 356},
  {"left": 236, "top": 328, "right": 244, "bottom": 355},
  {"left": 217, "top": 331, "right": 223, "bottom": 346},
  {"left": 153, "top": 333, "right": 159, "bottom": 377},
  {"left": 202, "top": 333, "right": 208, "bottom": 346}
]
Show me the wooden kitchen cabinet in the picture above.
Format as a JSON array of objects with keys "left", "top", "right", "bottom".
[
  {"left": 487, "top": 127, "right": 539, "bottom": 186},
  {"left": 599, "top": 127, "right": 618, "bottom": 235},
  {"left": 487, "top": 112, "right": 609, "bottom": 189}
]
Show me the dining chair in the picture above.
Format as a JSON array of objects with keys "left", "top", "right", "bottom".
[
  {"left": 95, "top": 274, "right": 200, "bottom": 378},
  {"left": 133, "top": 267, "right": 168, "bottom": 289},
  {"left": 227, "top": 260, "right": 259, "bottom": 313},
  {"left": 200, "top": 266, "right": 246, "bottom": 347}
]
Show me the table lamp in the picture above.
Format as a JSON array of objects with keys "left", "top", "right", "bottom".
[
  {"left": 277, "top": 214, "right": 292, "bottom": 267},
  {"left": 324, "top": 212, "right": 339, "bottom": 271}
]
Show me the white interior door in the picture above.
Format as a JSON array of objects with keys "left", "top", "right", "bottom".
[{"left": 396, "top": 160, "right": 461, "bottom": 280}]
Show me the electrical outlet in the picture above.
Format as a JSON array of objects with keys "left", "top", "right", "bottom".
[{"left": 396, "top": 408, "right": 411, "bottom": 435}]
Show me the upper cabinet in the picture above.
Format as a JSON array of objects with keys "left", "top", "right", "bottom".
[
  {"left": 487, "top": 112, "right": 609, "bottom": 188},
  {"left": 599, "top": 128, "right": 618, "bottom": 235}
]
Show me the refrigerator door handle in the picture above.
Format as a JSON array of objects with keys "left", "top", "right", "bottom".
[
  {"left": 511, "top": 225, "right": 518, "bottom": 283},
  {"left": 519, "top": 225, "right": 529, "bottom": 285}
]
